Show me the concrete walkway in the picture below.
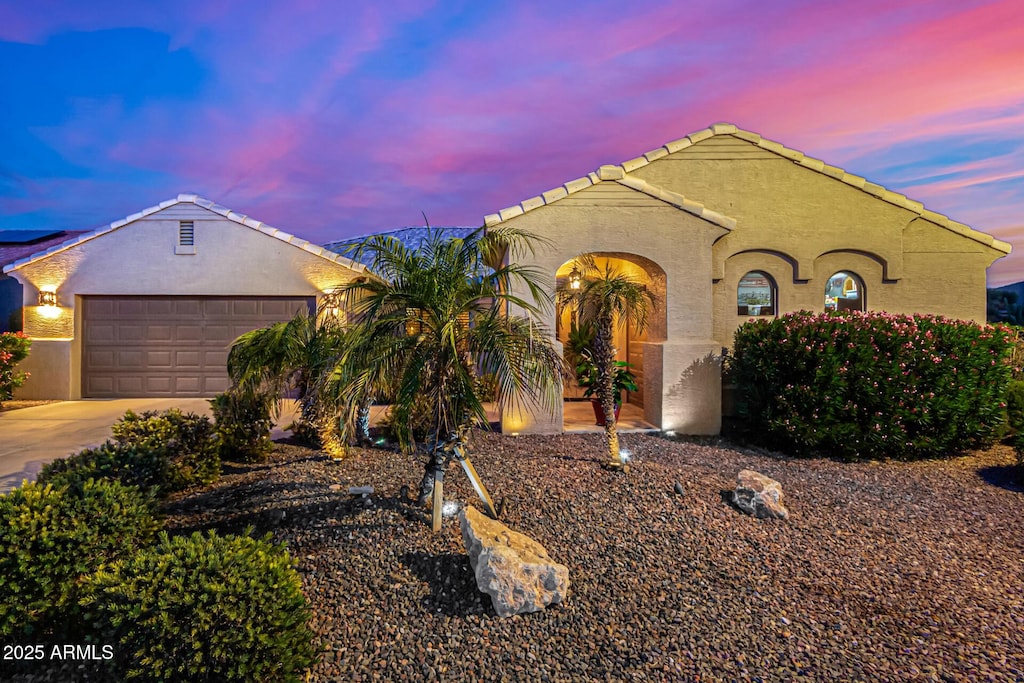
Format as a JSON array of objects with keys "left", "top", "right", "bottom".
[{"left": 0, "top": 399, "right": 300, "bottom": 493}]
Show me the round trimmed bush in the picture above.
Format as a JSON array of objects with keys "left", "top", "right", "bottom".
[
  {"left": 87, "top": 530, "right": 319, "bottom": 682},
  {"left": 112, "top": 409, "right": 222, "bottom": 490},
  {"left": 0, "top": 479, "right": 159, "bottom": 640},
  {"left": 37, "top": 440, "right": 168, "bottom": 495},
  {"left": 210, "top": 389, "right": 275, "bottom": 462}
]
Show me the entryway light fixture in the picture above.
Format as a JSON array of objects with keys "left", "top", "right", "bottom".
[{"left": 568, "top": 264, "right": 582, "bottom": 290}]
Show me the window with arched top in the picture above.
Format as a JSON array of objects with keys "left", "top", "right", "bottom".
[
  {"left": 737, "top": 271, "right": 776, "bottom": 316},
  {"left": 824, "top": 271, "right": 865, "bottom": 312}
]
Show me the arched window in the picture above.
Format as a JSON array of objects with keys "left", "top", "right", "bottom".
[
  {"left": 737, "top": 271, "right": 776, "bottom": 316},
  {"left": 824, "top": 271, "right": 865, "bottom": 312}
]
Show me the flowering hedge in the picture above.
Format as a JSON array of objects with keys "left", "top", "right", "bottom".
[
  {"left": 730, "top": 311, "right": 1013, "bottom": 460},
  {"left": 0, "top": 331, "right": 31, "bottom": 405}
]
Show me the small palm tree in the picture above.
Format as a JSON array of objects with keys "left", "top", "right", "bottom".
[
  {"left": 326, "top": 225, "right": 567, "bottom": 506},
  {"left": 558, "top": 256, "right": 655, "bottom": 468},
  {"left": 227, "top": 304, "right": 347, "bottom": 443}
]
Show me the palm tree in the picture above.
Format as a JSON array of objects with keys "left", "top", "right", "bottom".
[
  {"left": 325, "top": 225, "right": 566, "bottom": 507},
  {"left": 557, "top": 256, "right": 656, "bottom": 469},
  {"left": 226, "top": 303, "right": 347, "bottom": 445}
]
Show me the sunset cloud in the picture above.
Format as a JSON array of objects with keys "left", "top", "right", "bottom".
[{"left": 2, "top": 0, "right": 1022, "bottom": 282}]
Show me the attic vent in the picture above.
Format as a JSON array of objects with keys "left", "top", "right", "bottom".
[
  {"left": 179, "top": 221, "right": 195, "bottom": 246},
  {"left": 175, "top": 221, "right": 196, "bottom": 255}
]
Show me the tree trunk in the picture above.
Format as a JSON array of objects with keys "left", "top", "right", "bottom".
[
  {"left": 594, "top": 313, "right": 621, "bottom": 465},
  {"left": 417, "top": 448, "right": 446, "bottom": 506},
  {"left": 356, "top": 401, "right": 371, "bottom": 445}
]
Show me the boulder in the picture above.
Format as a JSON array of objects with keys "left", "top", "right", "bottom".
[
  {"left": 459, "top": 505, "right": 569, "bottom": 617},
  {"left": 733, "top": 469, "right": 789, "bottom": 519}
]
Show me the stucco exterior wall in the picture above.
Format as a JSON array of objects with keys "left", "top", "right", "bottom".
[
  {"left": 494, "top": 181, "right": 729, "bottom": 434},
  {"left": 9, "top": 204, "right": 362, "bottom": 399},
  {"left": 633, "top": 134, "right": 1004, "bottom": 348}
]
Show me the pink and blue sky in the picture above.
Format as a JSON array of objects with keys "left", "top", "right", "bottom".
[{"left": 2, "top": 1, "right": 1023, "bottom": 284}]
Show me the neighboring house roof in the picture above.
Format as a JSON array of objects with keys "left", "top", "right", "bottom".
[
  {"left": 484, "top": 122, "right": 1011, "bottom": 254},
  {"left": 0, "top": 231, "right": 89, "bottom": 270},
  {"left": 323, "top": 226, "right": 479, "bottom": 267},
  {"left": 2, "top": 194, "right": 367, "bottom": 274}
]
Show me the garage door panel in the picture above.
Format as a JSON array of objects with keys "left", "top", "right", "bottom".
[
  {"left": 86, "top": 299, "right": 115, "bottom": 316},
  {"left": 87, "top": 324, "right": 116, "bottom": 342},
  {"left": 118, "top": 325, "right": 145, "bottom": 341},
  {"left": 176, "top": 300, "right": 203, "bottom": 315},
  {"left": 146, "top": 300, "right": 175, "bottom": 315},
  {"left": 204, "top": 350, "right": 228, "bottom": 367},
  {"left": 176, "top": 325, "right": 202, "bottom": 341},
  {"left": 147, "top": 351, "right": 172, "bottom": 367},
  {"left": 147, "top": 325, "right": 173, "bottom": 341},
  {"left": 204, "top": 376, "right": 231, "bottom": 394},
  {"left": 231, "top": 300, "right": 260, "bottom": 316},
  {"left": 116, "top": 300, "right": 147, "bottom": 316},
  {"left": 260, "top": 299, "right": 304, "bottom": 317},
  {"left": 175, "top": 351, "right": 200, "bottom": 368},
  {"left": 83, "top": 295, "right": 314, "bottom": 398},
  {"left": 144, "top": 376, "right": 173, "bottom": 393},
  {"left": 116, "top": 377, "right": 145, "bottom": 395},
  {"left": 117, "top": 351, "right": 145, "bottom": 368},
  {"left": 87, "top": 377, "right": 114, "bottom": 395},
  {"left": 87, "top": 350, "right": 116, "bottom": 369},
  {"left": 173, "top": 377, "right": 201, "bottom": 393},
  {"left": 203, "top": 300, "right": 230, "bottom": 315},
  {"left": 204, "top": 325, "right": 233, "bottom": 344}
]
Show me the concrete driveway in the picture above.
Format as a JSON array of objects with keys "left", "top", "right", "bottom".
[{"left": 0, "top": 398, "right": 299, "bottom": 493}]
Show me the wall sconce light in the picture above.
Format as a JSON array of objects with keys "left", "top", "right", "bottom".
[
  {"left": 568, "top": 265, "right": 582, "bottom": 290},
  {"left": 320, "top": 289, "right": 346, "bottom": 319},
  {"left": 38, "top": 290, "right": 58, "bottom": 307}
]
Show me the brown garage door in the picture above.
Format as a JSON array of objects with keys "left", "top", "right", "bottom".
[{"left": 82, "top": 296, "right": 314, "bottom": 398}]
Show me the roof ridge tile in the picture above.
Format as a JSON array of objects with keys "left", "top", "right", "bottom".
[{"left": 3, "top": 194, "right": 367, "bottom": 274}]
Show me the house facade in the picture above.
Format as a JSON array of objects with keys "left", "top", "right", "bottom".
[
  {"left": 3, "top": 194, "right": 365, "bottom": 399},
  {"left": 486, "top": 123, "right": 1010, "bottom": 435}
]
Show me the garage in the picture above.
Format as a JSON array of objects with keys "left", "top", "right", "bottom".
[
  {"left": 82, "top": 295, "right": 313, "bottom": 398},
  {"left": 3, "top": 194, "right": 366, "bottom": 400}
]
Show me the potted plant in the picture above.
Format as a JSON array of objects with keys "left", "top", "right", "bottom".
[{"left": 575, "top": 350, "right": 638, "bottom": 426}]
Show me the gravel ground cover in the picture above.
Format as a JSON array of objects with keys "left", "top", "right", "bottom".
[{"left": 158, "top": 432, "right": 1024, "bottom": 682}]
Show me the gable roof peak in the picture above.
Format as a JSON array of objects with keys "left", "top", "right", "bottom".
[{"left": 3, "top": 194, "right": 366, "bottom": 274}]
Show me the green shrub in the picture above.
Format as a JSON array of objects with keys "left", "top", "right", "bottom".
[
  {"left": 1003, "top": 379, "right": 1024, "bottom": 436},
  {"left": 210, "top": 389, "right": 275, "bottom": 462},
  {"left": 731, "top": 310, "right": 1013, "bottom": 460},
  {"left": 0, "top": 479, "right": 159, "bottom": 640},
  {"left": 38, "top": 441, "right": 168, "bottom": 495},
  {"left": 112, "top": 409, "right": 221, "bottom": 489},
  {"left": 378, "top": 392, "right": 434, "bottom": 452},
  {"left": 0, "top": 330, "right": 31, "bottom": 405},
  {"left": 87, "top": 530, "right": 319, "bottom": 682}
]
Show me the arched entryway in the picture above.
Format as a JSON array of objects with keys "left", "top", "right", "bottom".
[{"left": 555, "top": 253, "right": 667, "bottom": 430}]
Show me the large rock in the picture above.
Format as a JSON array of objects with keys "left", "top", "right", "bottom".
[
  {"left": 459, "top": 505, "right": 569, "bottom": 617},
  {"left": 733, "top": 469, "right": 789, "bottom": 519}
]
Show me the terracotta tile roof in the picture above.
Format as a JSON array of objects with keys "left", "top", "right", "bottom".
[
  {"left": 0, "top": 231, "right": 88, "bottom": 269},
  {"left": 484, "top": 164, "right": 737, "bottom": 231},
  {"left": 2, "top": 194, "right": 367, "bottom": 274},
  {"left": 484, "top": 122, "right": 1011, "bottom": 254}
]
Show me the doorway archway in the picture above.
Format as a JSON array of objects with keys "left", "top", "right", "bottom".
[{"left": 555, "top": 253, "right": 666, "bottom": 428}]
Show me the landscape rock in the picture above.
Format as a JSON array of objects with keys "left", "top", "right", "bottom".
[
  {"left": 459, "top": 505, "right": 569, "bottom": 617},
  {"left": 733, "top": 469, "right": 789, "bottom": 519}
]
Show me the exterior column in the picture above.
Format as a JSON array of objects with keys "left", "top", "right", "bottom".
[{"left": 644, "top": 340, "right": 723, "bottom": 435}]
